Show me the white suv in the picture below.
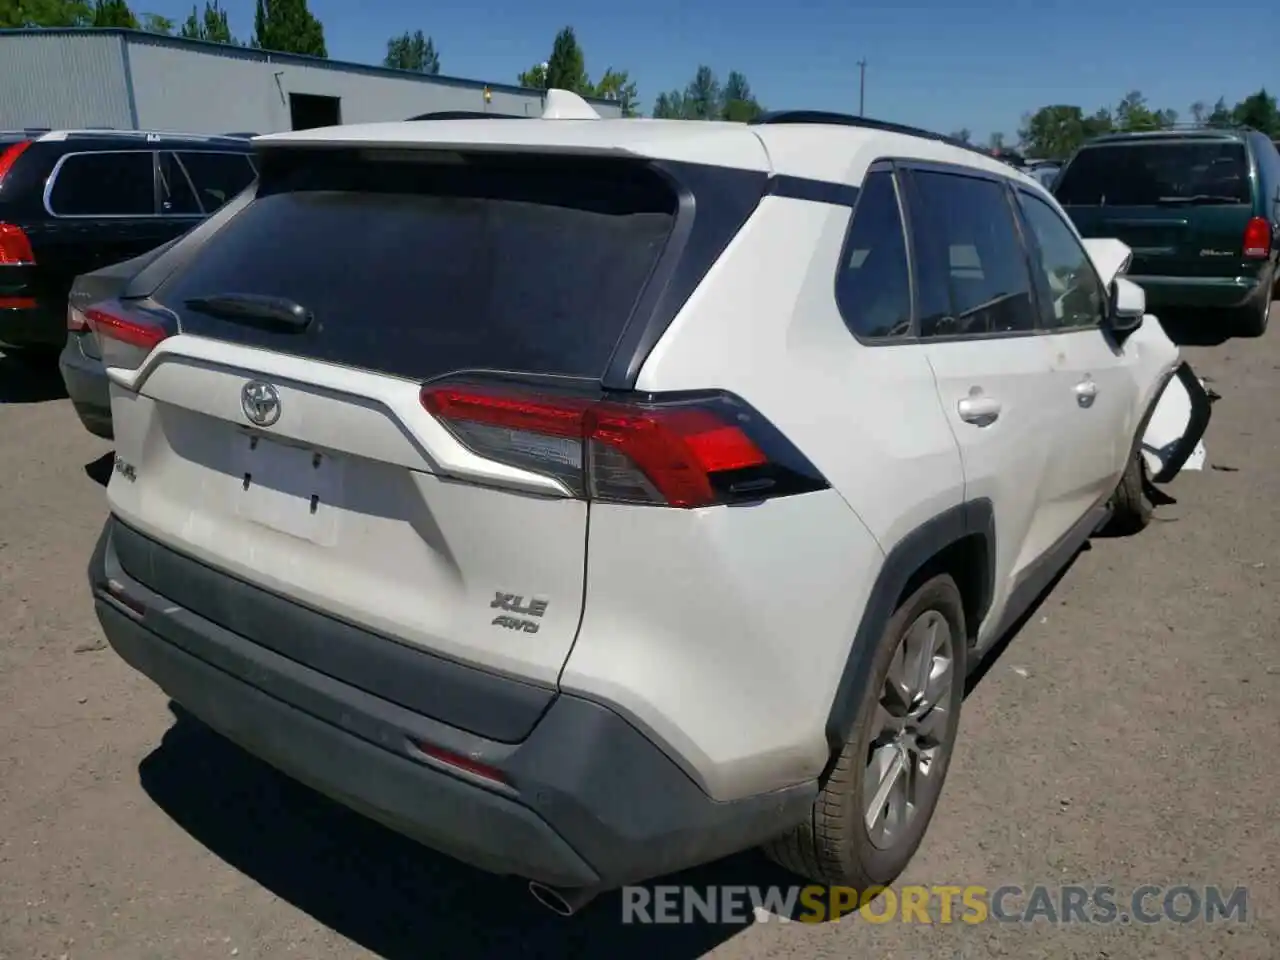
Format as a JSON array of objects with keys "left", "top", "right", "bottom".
[{"left": 86, "top": 92, "right": 1211, "bottom": 916}]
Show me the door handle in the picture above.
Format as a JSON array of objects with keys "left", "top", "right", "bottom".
[
  {"left": 957, "top": 394, "right": 1002, "bottom": 425},
  {"left": 1074, "top": 378, "right": 1098, "bottom": 408}
]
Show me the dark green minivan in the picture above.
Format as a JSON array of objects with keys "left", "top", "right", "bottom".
[{"left": 1053, "top": 128, "right": 1280, "bottom": 336}]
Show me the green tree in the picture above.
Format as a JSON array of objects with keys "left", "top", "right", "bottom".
[
  {"left": 1082, "top": 107, "right": 1113, "bottom": 138},
  {"left": 140, "top": 11, "right": 172, "bottom": 32},
  {"left": 180, "top": 1, "right": 234, "bottom": 42},
  {"left": 948, "top": 128, "right": 972, "bottom": 144},
  {"left": 720, "top": 70, "right": 763, "bottom": 122},
  {"left": 384, "top": 29, "right": 439, "bottom": 74},
  {"left": 591, "top": 67, "right": 639, "bottom": 117},
  {"left": 652, "top": 91, "right": 685, "bottom": 119},
  {"left": 1205, "top": 97, "right": 1233, "bottom": 127},
  {"left": 1018, "top": 105, "right": 1088, "bottom": 159},
  {"left": 253, "top": 0, "right": 325, "bottom": 57},
  {"left": 545, "top": 25, "right": 589, "bottom": 93},
  {"left": 1232, "top": 88, "right": 1280, "bottom": 135},
  {"left": 517, "top": 62, "right": 547, "bottom": 89},
  {"left": 0, "top": 0, "right": 91, "bottom": 26},
  {"left": 1190, "top": 101, "right": 1207, "bottom": 126},
  {"left": 988, "top": 131, "right": 1005, "bottom": 151},
  {"left": 683, "top": 65, "right": 721, "bottom": 120},
  {"left": 92, "top": 0, "right": 137, "bottom": 27},
  {"left": 1114, "top": 90, "right": 1175, "bottom": 131}
]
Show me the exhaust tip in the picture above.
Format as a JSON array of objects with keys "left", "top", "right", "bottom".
[{"left": 528, "top": 881, "right": 593, "bottom": 917}]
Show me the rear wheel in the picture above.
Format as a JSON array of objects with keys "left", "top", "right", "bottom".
[{"left": 764, "top": 574, "right": 965, "bottom": 888}]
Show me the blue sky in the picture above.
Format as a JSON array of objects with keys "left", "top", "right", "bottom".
[{"left": 140, "top": 0, "right": 1277, "bottom": 141}]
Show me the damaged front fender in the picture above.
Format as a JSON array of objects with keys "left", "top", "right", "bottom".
[{"left": 1141, "top": 361, "right": 1213, "bottom": 483}]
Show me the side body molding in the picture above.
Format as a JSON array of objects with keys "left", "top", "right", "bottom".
[{"left": 824, "top": 498, "right": 995, "bottom": 751}]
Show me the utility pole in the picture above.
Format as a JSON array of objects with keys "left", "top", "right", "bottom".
[{"left": 857, "top": 59, "right": 867, "bottom": 116}]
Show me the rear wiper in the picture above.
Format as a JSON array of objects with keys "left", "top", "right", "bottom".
[
  {"left": 1156, "top": 194, "right": 1245, "bottom": 205},
  {"left": 184, "top": 293, "right": 313, "bottom": 330}
]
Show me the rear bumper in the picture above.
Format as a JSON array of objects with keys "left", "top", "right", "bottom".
[
  {"left": 0, "top": 298, "right": 65, "bottom": 349},
  {"left": 90, "top": 518, "right": 814, "bottom": 888},
  {"left": 1128, "top": 274, "right": 1267, "bottom": 312},
  {"left": 58, "top": 333, "right": 113, "bottom": 439}
]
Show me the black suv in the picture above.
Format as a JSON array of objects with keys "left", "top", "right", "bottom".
[{"left": 0, "top": 128, "right": 257, "bottom": 434}]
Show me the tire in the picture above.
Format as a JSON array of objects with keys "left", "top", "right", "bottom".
[
  {"left": 763, "top": 574, "right": 966, "bottom": 888},
  {"left": 1102, "top": 447, "right": 1152, "bottom": 536}
]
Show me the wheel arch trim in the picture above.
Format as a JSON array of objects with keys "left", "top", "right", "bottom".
[{"left": 823, "top": 498, "right": 995, "bottom": 752}]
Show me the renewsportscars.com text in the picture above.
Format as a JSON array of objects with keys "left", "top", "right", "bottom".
[{"left": 620, "top": 884, "right": 1249, "bottom": 925}]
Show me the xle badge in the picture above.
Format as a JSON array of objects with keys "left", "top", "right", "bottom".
[{"left": 491, "top": 592, "right": 548, "bottom": 634}]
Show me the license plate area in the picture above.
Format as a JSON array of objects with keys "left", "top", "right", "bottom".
[{"left": 230, "top": 431, "right": 344, "bottom": 545}]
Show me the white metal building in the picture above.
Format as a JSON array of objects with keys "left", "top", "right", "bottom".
[{"left": 0, "top": 28, "right": 620, "bottom": 133}]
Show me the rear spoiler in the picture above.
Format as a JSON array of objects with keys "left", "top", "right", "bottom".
[{"left": 1081, "top": 237, "right": 1133, "bottom": 287}]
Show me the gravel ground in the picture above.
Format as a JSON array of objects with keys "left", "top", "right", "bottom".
[{"left": 1, "top": 315, "right": 1277, "bottom": 960}]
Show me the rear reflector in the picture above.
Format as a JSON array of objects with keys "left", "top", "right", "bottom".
[
  {"left": 411, "top": 740, "right": 508, "bottom": 785},
  {"left": 85, "top": 306, "right": 168, "bottom": 350},
  {"left": 1243, "top": 216, "right": 1271, "bottom": 259},
  {"left": 0, "top": 222, "right": 34, "bottom": 265},
  {"left": 421, "top": 383, "right": 827, "bottom": 508},
  {"left": 0, "top": 296, "right": 36, "bottom": 309}
]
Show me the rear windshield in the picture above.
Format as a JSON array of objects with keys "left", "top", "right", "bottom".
[
  {"left": 1054, "top": 140, "right": 1252, "bottom": 206},
  {"left": 157, "top": 148, "right": 677, "bottom": 381}
]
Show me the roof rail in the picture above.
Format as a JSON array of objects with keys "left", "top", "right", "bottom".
[
  {"left": 53, "top": 128, "right": 250, "bottom": 144},
  {"left": 405, "top": 111, "right": 527, "bottom": 120},
  {"left": 750, "top": 110, "right": 994, "bottom": 160},
  {"left": 1090, "top": 123, "right": 1257, "bottom": 138}
]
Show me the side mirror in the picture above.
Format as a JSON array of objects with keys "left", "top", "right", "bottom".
[{"left": 1106, "top": 277, "right": 1145, "bottom": 338}]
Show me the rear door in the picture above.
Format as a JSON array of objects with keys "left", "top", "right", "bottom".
[
  {"left": 106, "top": 146, "right": 678, "bottom": 686},
  {"left": 900, "top": 163, "right": 1064, "bottom": 644},
  {"left": 1054, "top": 137, "right": 1255, "bottom": 279}
]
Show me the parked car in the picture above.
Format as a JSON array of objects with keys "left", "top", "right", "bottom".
[
  {"left": 1027, "top": 162, "right": 1061, "bottom": 190},
  {"left": 84, "top": 92, "right": 1210, "bottom": 916},
  {"left": 1053, "top": 127, "right": 1279, "bottom": 336},
  {"left": 62, "top": 238, "right": 180, "bottom": 438},
  {"left": 1, "top": 129, "right": 257, "bottom": 362},
  {"left": 2, "top": 127, "right": 257, "bottom": 435}
]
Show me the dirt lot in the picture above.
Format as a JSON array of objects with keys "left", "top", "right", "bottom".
[{"left": 1, "top": 318, "right": 1277, "bottom": 960}]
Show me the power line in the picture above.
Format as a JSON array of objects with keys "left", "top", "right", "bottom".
[{"left": 857, "top": 59, "right": 867, "bottom": 116}]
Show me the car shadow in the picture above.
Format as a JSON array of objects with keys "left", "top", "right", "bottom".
[
  {"left": 0, "top": 351, "right": 68, "bottom": 403},
  {"left": 84, "top": 451, "right": 113, "bottom": 487},
  {"left": 138, "top": 704, "right": 804, "bottom": 959}
]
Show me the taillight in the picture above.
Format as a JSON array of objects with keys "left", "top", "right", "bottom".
[
  {"left": 0, "top": 222, "right": 34, "bottom": 265},
  {"left": 82, "top": 303, "right": 171, "bottom": 370},
  {"left": 420, "top": 383, "right": 828, "bottom": 508},
  {"left": 1243, "top": 216, "right": 1272, "bottom": 259},
  {"left": 0, "top": 140, "right": 32, "bottom": 186}
]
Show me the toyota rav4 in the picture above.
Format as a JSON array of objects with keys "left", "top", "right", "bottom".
[{"left": 85, "top": 92, "right": 1211, "bottom": 916}]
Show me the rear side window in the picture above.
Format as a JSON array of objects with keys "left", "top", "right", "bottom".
[
  {"left": 159, "top": 152, "right": 201, "bottom": 215},
  {"left": 48, "top": 151, "right": 156, "bottom": 216},
  {"left": 159, "top": 149, "right": 677, "bottom": 380},
  {"left": 176, "top": 151, "right": 256, "bottom": 212},
  {"left": 907, "top": 169, "right": 1037, "bottom": 337},
  {"left": 836, "top": 170, "right": 912, "bottom": 339},
  {"left": 1054, "top": 141, "right": 1251, "bottom": 206}
]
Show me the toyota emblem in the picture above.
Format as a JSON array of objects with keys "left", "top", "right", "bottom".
[{"left": 241, "top": 380, "right": 281, "bottom": 427}]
